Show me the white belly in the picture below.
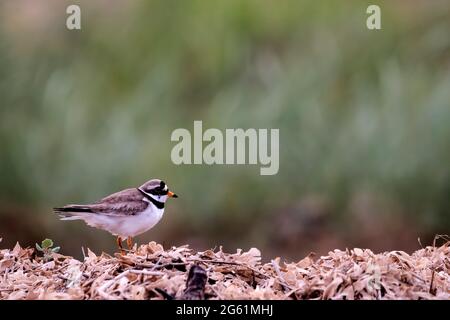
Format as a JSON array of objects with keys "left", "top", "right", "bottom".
[{"left": 83, "top": 205, "right": 164, "bottom": 238}]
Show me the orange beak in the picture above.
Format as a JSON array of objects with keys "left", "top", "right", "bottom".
[{"left": 167, "top": 191, "right": 178, "bottom": 198}]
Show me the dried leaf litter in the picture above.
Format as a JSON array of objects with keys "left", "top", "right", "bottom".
[{"left": 0, "top": 239, "right": 449, "bottom": 300}]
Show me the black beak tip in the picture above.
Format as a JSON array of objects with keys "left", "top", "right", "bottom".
[{"left": 173, "top": 194, "right": 178, "bottom": 198}]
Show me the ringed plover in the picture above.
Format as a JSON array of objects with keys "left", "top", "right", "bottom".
[{"left": 54, "top": 179, "right": 177, "bottom": 252}]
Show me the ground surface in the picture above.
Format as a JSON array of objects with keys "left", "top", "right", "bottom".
[{"left": 0, "top": 238, "right": 449, "bottom": 300}]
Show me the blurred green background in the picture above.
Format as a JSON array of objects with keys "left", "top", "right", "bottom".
[{"left": 1, "top": 0, "right": 449, "bottom": 260}]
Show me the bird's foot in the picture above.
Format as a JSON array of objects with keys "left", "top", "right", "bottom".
[
  {"left": 116, "top": 236, "right": 126, "bottom": 255},
  {"left": 127, "top": 236, "right": 134, "bottom": 251}
]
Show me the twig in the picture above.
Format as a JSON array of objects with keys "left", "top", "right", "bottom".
[
  {"left": 417, "top": 237, "right": 423, "bottom": 249},
  {"left": 96, "top": 280, "right": 116, "bottom": 300},
  {"left": 429, "top": 269, "right": 436, "bottom": 295},
  {"left": 128, "top": 270, "right": 164, "bottom": 276},
  {"left": 433, "top": 234, "right": 450, "bottom": 248},
  {"left": 113, "top": 269, "right": 130, "bottom": 281},
  {"left": 284, "top": 287, "right": 303, "bottom": 300},
  {"left": 150, "top": 257, "right": 163, "bottom": 271},
  {"left": 132, "top": 261, "right": 188, "bottom": 269},
  {"left": 54, "top": 264, "right": 70, "bottom": 273},
  {"left": 271, "top": 259, "right": 293, "bottom": 292},
  {"left": 153, "top": 288, "right": 174, "bottom": 300},
  {"left": 411, "top": 274, "right": 426, "bottom": 283},
  {"left": 190, "top": 259, "right": 269, "bottom": 278}
]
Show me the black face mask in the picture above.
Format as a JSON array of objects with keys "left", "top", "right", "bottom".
[
  {"left": 147, "top": 181, "right": 168, "bottom": 196},
  {"left": 137, "top": 188, "right": 165, "bottom": 209},
  {"left": 147, "top": 187, "right": 168, "bottom": 196}
]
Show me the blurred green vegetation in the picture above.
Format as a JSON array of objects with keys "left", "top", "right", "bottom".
[{"left": 0, "top": 1, "right": 449, "bottom": 258}]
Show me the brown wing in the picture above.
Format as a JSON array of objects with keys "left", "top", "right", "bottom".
[
  {"left": 89, "top": 188, "right": 148, "bottom": 216},
  {"left": 54, "top": 188, "right": 148, "bottom": 217},
  {"left": 97, "top": 188, "right": 143, "bottom": 203}
]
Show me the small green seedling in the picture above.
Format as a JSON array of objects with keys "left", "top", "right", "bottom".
[{"left": 35, "top": 238, "right": 60, "bottom": 261}]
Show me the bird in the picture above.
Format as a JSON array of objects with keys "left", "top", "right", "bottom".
[{"left": 53, "top": 179, "right": 178, "bottom": 253}]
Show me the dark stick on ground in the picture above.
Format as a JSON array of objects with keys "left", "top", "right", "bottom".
[{"left": 181, "top": 265, "right": 207, "bottom": 300}]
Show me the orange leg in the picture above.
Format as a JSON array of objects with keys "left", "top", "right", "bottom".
[
  {"left": 116, "top": 236, "right": 125, "bottom": 254},
  {"left": 127, "top": 236, "right": 133, "bottom": 250}
]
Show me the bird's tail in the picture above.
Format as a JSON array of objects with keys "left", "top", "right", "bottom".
[{"left": 53, "top": 205, "right": 94, "bottom": 220}]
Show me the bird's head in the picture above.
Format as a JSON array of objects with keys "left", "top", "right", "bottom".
[{"left": 138, "top": 179, "right": 178, "bottom": 203}]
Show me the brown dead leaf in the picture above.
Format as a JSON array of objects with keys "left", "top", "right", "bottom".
[{"left": 0, "top": 239, "right": 449, "bottom": 300}]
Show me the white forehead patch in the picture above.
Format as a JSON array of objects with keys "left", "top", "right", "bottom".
[{"left": 164, "top": 185, "right": 168, "bottom": 191}]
